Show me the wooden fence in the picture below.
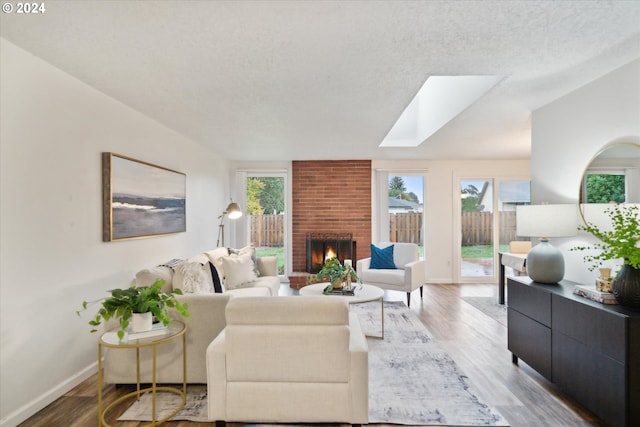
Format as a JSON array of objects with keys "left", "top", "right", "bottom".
[
  {"left": 389, "top": 212, "right": 422, "bottom": 244},
  {"left": 460, "top": 211, "right": 518, "bottom": 246},
  {"left": 250, "top": 214, "right": 285, "bottom": 247},
  {"left": 250, "top": 211, "right": 518, "bottom": 247}
]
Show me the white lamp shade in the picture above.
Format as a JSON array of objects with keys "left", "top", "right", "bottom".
[
  {"left": 516, "top": 204, "right": 577, "bottom": 284},
  {"left": 516, "top": 204, "right": 577, "bottom": 238}
]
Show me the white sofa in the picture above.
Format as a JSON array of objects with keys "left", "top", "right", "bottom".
[
  {"left": 102, "top": 248, "right": 280, "bottom": 385},
  {"left": 207, "top": 296, "right": 369, "bottom": 424},
  {"left": 357, "top": 242, "right": 426, "bottom": 306}
]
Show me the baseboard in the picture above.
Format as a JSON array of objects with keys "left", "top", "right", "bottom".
[
  {"left": 0, "top": 362, "right": 98, "bottom": 427},
  {"left": 426, "top": 279, "right": 454, "bottom": 284}
]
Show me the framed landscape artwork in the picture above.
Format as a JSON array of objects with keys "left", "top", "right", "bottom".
[{"left": 102, "top": 153, "right": 186, "bottom": 241}]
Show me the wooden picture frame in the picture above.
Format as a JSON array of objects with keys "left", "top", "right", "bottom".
[{"left": 102, "top": 153, "right": 186, "bottom": 241}]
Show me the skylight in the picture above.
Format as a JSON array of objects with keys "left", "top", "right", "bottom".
[{"left": 379, "top": 75, "right": 503, "bottom": 147}]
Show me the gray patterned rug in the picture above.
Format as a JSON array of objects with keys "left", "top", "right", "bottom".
[
  {"left": 460, "top": 297, "right": 508, "bottom": 326},
  {"left": 119, "top": 301, "right": 508, "bottom": 426}
]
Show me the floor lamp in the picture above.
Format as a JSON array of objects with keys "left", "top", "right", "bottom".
[{"left": 217, "top": 201, "right": 242, "bottom": 247}]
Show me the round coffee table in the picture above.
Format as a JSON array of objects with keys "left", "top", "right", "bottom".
[{"left": 299, "top": 283, "right": 384, "bottom": 339}]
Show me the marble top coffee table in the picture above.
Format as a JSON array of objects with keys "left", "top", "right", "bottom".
[{"left": 299, "top": 283, "right": 384, "bottom": 339}]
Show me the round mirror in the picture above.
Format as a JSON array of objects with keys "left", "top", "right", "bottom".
[{"left": 578, "top": 142, "right": 640, "bottom": 224}]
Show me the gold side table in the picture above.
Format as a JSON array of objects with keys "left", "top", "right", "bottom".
[{"left": 97, "top": 320, "right": 187, "bottom": 427}]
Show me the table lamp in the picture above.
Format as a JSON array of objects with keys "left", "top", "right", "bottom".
[{"left": 516, "top": 204, "right": 577, "bottom": 284}]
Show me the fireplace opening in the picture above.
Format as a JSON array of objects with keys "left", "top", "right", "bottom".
[{"left": 306, "top": 233, "right": 356, "bottom": 274}]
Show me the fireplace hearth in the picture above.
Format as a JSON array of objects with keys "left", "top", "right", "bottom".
[{"left": 306, "top": 233, "right": 356, "bottom": 274}]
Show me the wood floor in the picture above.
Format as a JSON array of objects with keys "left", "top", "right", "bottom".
[{"left": 20, "top": 283, "right": 608, "bottom": 427}]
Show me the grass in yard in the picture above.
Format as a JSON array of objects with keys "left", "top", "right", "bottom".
[{"left": 461, "top": 244, "right": 509, "bottom": 258}]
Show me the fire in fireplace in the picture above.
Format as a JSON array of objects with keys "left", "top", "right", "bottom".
[{"left": 306, "top": 233, "right": 356, "bottom": 274}]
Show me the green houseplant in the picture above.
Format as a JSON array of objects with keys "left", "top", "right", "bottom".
[
  {"left": 572, "top": 204, "right": 640, "bottom": 307},
  {"left": 309, "top": 257, "right": 360, "bottom": 294},
  {"left": 77, "top": 279, "right": 189, "bottom": 340}
]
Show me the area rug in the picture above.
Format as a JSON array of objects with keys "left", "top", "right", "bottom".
[
  {"left": 460, "top": 297, "right": 508, "bottom": 326},
  {"left": 119, "top": 301, "right": 508, "bottom": 426}
]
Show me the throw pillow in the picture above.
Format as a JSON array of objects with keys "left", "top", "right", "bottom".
[
  {"left": 205, "top": 247, "right": 230, "bottom": 277},
  {"left": 173, "top": 262, "right": 214, "bottom": 294},
  {"left": 370, "top": 244, "right": 396, "bottom": 269},
  {"left": 221, "top": 253, "right": 258, "bottom": 290},
  {"left": 229, "top": 245, "right": 260, "bottom": 277},
  {"left": 157, "top": 258, "right": 185, "bottom": 271}
]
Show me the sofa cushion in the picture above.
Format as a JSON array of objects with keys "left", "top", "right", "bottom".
[
  {"left": 359, "top": 268, "right": 405, "bottom": 287},
  {"left": 135, "top": 266, "right": 175, "bottom": 291},
  {"left": 256, "top": 256, "right": 278, "bottom": 277},
  {"left": 222, "top": 254, "right": 258, "bottom": 290},
  {"left": 224, "top": 297, "right": 350, "bottom": 383},
  {"left": 370, "top": 243, "right": 396, "bottom": 269}
]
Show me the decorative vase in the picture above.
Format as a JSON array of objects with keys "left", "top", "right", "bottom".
[
  {"left": 613, "top": 264, "right": 640, "bottom": 308},
  {"left": 332, "top": 278, "right": 343, "bottom": 289},
  {"left": 131, "top": 312, "right": 153, "bottom": 333}
]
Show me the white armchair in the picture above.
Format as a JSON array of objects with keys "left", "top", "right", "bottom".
[
  {"left": 207, "top": 296, "right": 369, "bottom": 424},
  {"left": 356, "top": 242, "right": 426, "bottom": 306}
]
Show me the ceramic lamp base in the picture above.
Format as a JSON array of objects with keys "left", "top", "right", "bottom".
[{"left": 526, "top": 239, "right": 565, "bottom": 284}]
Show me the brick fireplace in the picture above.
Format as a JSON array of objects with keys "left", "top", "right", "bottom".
[{"left": 290, "top": 160, "right": 372, "bottom": 288}]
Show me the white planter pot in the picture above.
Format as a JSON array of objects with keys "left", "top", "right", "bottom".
[{"left": 131, "top": 312, "right": 153, "bottom": 333}]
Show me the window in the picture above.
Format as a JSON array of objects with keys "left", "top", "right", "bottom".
[{"left": 387, "top": 174, "right": 425, "bottom": 256}]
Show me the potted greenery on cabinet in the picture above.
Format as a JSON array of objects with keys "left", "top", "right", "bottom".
[
  {"left": 573, "top": 204, "right": 640, "bottom": 307},
  {"left": 77, "top": 279, "right": 189, "bottom": 340}
]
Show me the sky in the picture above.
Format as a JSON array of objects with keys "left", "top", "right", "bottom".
[
  {"left": 390, "top": 175, "right": 424, "bottom": 203},
  {"left": 392, "top": 177, "right": 531, "bottom": 205}
]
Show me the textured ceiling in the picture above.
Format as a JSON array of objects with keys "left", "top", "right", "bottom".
[{"left": 2, "top": 1, "right": 639, "bottom": 161}]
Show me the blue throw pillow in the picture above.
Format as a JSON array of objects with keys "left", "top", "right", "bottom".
[{"left": 370, "top": 244, "right": 396, "bottom": 269}]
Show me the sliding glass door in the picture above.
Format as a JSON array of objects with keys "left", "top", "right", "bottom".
[
  {"left": 244, "top": 173, "right": 287, "bottom": 276},
  {"left": 460, "top": 179, "right": 494, "bottom": 279},
  {"left": 458, "top": 178, "right": 530, "bottom": 282}
]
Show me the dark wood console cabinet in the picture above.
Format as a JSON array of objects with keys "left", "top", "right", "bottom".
[{"left": 507, "top": 276, "right": 640, "bottom": 427}]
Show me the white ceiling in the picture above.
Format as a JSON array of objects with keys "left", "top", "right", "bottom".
[{"left": 2, "top": 1, "right": 639, "bottom": 161}]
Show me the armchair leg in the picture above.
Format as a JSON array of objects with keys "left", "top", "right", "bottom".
[
  {"left": 420, "top": 285, "right": 423, "bottom": 299},
  {"left": 216, "top": 421, "right": 226, "bottom": 427},
  {"left": 406, "top": 292, "right": 411, "bottom": 307}
]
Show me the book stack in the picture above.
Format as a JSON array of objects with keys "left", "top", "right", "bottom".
[
  {"left": 322, "top": 285, "right": 356, "bottom": 296},
  {"left": 573, "top": 284, "right": 618, "bottom": 305}
]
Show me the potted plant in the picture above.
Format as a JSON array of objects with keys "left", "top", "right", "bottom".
[
  {"left": 309, "top": 257, "right": 360, "bottom": 294},
  {"left": 572, "top": 204, "right": 640, "bottom": 307},
  {"left": 77, "top": 279, "right": 189, "bottom": 340}
]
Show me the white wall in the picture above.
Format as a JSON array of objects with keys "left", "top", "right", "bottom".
[
  {"left": 373, "top": 159, "right": 531, "bottom": 283},
  {"left": 0, "top": 39, "right": 229, "bottom": 426},
  {"left": 531, "top": 59, "right": 640, "bottom": 284}
]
